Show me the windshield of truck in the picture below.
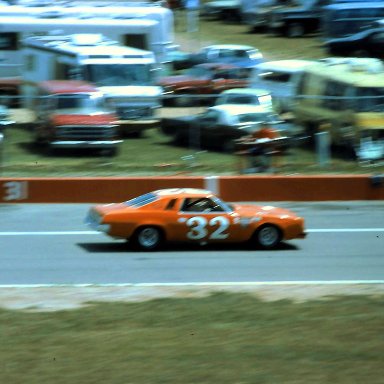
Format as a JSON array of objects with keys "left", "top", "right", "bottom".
[
  {"left": 85, "top": 64, "right": 153, "bottom": 86},
  {"left": 55, "top": 93, "right": 108, "bottom": 114},
  {"left": 236, "top": 112, "right": 272, "bottom": 124},
  {"left": 355, "top": 87, "right": 384, "bottom": 112}
]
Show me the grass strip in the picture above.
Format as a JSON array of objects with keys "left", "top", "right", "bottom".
[{"left": 1, "top": 292, "right": 383, "bottom": 384}]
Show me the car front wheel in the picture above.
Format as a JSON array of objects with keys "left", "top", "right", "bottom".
[
  {"left": 254, "top": 224, "right": 282, "bottom": 249},
  {"left": 131, "top": 226, "right": 164, "bottom": 251}
]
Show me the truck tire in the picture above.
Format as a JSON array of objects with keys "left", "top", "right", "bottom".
[
  {"left": 286, "top": 23, "right": 305, "bottom": 38},
  {"left": 173, "top": 94, "right": 195, "bottom": 107}
]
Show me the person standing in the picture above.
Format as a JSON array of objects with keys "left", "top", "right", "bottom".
[{"left": 184, "top": 0, "right": 200, "bottom": 32}]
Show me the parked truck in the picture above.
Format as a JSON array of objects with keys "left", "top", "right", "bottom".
[
  {"left": 31, "top": 80, "right": 122, "bottom": 155},
  {"left": 21, "top": 34, "right": 162, "bottom": 135},
  {"left": 294, "top": 58, "right": 384, "bottom": 157}
]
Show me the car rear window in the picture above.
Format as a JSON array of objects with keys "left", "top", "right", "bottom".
[{"left": 124, "top": 192, "right": 158, "bottom": 207}]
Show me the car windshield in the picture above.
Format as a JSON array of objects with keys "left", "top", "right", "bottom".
[
  {"left": 236, "top": 112, "right": 271, "bottom": 123},
  {"left": 54, "top": 93, "right": 109, "bottom": 114},
  {"left": 85, "top": 64, "right": 154, "bottom": 86},
  {"left": 213, "top": 196, "right": 233, "bottom": 212},
  {"left": 224, "top": 95, "right": 259, "bottom": 104},
  {"left": 355, "top": 87, "right": 384, "bottom": 112},
  {"left": 124, "top": 192, "right": 158, "bottom": 207}
]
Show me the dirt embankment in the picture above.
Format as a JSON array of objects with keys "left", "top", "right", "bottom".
[{"left": 1, "top": 283, "right": 383, "bottom": 312}]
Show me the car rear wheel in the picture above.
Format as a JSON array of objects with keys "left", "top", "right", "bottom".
[
  {"left": 131, "top": 226, "right": 164, "bottom": 251},
  {"left": 254, "top": 224, "right": 282, "bottom": 249}
]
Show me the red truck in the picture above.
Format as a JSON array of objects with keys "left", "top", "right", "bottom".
[
  {"left": 32, "top": 80, "right": 122, "bottom": 155},
  {"left": 158, "top": 63, "right": 250, "bottom": 107}
]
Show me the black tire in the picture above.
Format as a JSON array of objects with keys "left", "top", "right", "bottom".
[
  {"left": 353, "top": 49, "right": 369, "bottom": 58},
  {"left": 286, "top": 23, "right": 305, "bottom": 38},
  {"left": 173, "top": 94, "right": 194, "bottom": 107},
  {"left": 131, "top": 226, "right": 164, "bottom": 251},
  {"left": 222, "top": 139, "right": 235, "bottom": 153},
  {"left": 253, "top": 224, "right": 282, "bottom": 249}
]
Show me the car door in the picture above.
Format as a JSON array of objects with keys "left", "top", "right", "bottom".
[
  {"left": 197, "top": 109, "right": 222, "bottom": 147},
  {"left": 368, "top": 31, "right": 384, "bottom": 57},
  {"left": 168, "top": 197, "right": 245, "bottom": 243}
]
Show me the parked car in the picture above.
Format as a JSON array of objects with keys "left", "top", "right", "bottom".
[
  {"left": 242, "top": 0, "right": 283, "bottom": 32},
  {"left": 201, "top": 0, "right": 243, "bottom": 21},
  {"left": 158, "top": 63, "right": 250, "bottom": 106},
  {"left": 160, "top": 104, "right": 293, "bottom": 151},
  {"left": 251, "top": 59, "right": 316, "bottom": 112},
  {"left": 183, "top": 44, "right": 264, "bottom": 69},
  {"left": 214, "top": 88, "right": 274, "bottom": 111},
  {"left": 324, "top": 27, "right": 384, "bottom": 58},
  {"left": 0, "top": 104, "right": 14, "bottom": 129},
  {"left": 85, "top": 188, "right": 307, "bottom": 251},
  {"left": 269, "top": 0, "right": 328, "bottom": 37}
]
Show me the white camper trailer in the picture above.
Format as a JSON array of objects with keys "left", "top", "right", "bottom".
[
  {"left": 0, "top": 9, "right": 173, "bottom": 74},
  {"left": 21, "top": 34, "right": 162, "bottom": 133},
  {"left": 0, "top": 1, "right": 175, "bottom": 49}
]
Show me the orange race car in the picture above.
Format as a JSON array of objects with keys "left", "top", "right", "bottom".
[{"left": 85, "top": 188, "right": 306, "bottom": 251}]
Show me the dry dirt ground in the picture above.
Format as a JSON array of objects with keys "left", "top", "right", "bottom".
[{"left": 1, "top": 284, "right": 383, "bottom": 312}]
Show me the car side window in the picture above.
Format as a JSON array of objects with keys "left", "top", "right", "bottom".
[
  {"left": 201, "top": 110, "right": 219, "bottom": 123},
  {"left": 371, "top": 32, "right": 384, "bottom": 44},
  {"left": 181, "top": 198, "right": 224, "bottom": 212},
  {"left": 165, "top": 199, "right": 177, "bottom": 210}
]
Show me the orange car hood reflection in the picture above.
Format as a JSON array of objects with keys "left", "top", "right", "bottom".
[{"left": 233, "top": 204, "right": 293, "bottom": 217}]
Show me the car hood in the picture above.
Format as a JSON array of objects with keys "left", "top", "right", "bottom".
[
  {"left": 217, "top": 57, "right": 263, "bottom": 68},
  {"left": 52, "top": 113, "right": 117, "bottom": 126},
  {"left": 93, "top": 203, "right": 133, "bottom": 216},
  {"left": 99, "top": 86, "right": 162, "bottom": 98},
  {"left": 233, "top": 203, "right": 296, "bottom": 218},
  {"left": 158, "top": 75, "right": 200, "bottom": 85}
]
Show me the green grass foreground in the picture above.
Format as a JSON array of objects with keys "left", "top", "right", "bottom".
[
  {"left": 1, "top": 293, "right": 384, "bottom": 384},
  {"left": 3, "top": 125, "right": 384, "bottom": 176}
]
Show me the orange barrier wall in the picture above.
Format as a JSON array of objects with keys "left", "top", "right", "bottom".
[
  {"left": 0, "top": 177, "right": 205, "bottom": 203},
  {"left": 218, "top": 175, "right": 384, "bottom": 201},
  {"left": 0, "top": 175, "right": 383, "bottom": 203}
]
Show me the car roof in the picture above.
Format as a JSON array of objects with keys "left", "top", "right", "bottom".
[
  {"left": 195, "top": 62, "right": 242, "bottom": 70},
  {"left": 154, "top": 188, "right": 214, "bottom": 198},
  {"left": 219, "top": 88, "right": 271, "bottom": 96},
  {"left": 210, "top": 104, "right": 271, "bottom": 114},
  {"left": 254, "top": 59, "right": 316, "bottom": 73},
  {"left": 203, "top": 44, "right": 258, "bottom": 51},
  {"left": 324, "top": 2, "right": 384, "bottom": 10},
  {"left": 38, "top": 80, "right": 98, "bottom": 94}
]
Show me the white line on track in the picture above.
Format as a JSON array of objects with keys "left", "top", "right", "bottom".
[
  {"left": 0, "top": 281, "right": 383, "bottom": 288},
  {"left": 1, "top": 229, "right": 384, "bottom": 236}
]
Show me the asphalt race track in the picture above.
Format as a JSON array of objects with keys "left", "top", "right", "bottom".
[{"left": 0, "top": 202, "right": 383, "bottom": 285}]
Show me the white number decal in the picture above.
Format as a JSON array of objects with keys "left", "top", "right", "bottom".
[
  {"left": 186, "top": 217, "right": 207, "bottom": 240},
  {"left": 3, "top": 181, "right": 28, "bottom": 201},
  {"left": 186, "top": 216, "right": 229, "bottom": 240},
  {"left": 210, "top": 216, "right": 230, "bottom": 239}
]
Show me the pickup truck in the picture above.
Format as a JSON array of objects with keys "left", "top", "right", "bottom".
[
  {"left": 268, "top": 0, "right": 337, "bottom": 37},
  {"left": 158, "top": 63, "right": 250, "bottom": 107},
  {"left": 33, "top": 80, "right": 122, "bottom": 156},
  {"left": 185, "top": 44, "right": 264, "bottom": 69},
  {"left": 0, "top": 104, "right": 14, "bottom": 128},
  {"left": 160, "top": 104, "right": 292, "bottom": 151}
]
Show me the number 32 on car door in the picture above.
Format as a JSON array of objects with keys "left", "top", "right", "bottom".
[{"left": 184, "top": 216, "right": 230, "bottom": 240}]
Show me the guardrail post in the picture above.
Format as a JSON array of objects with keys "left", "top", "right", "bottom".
[{"left": 315, "top": 131, "right": 331, "bottom": 167}]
